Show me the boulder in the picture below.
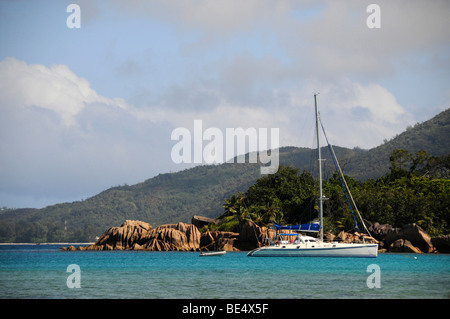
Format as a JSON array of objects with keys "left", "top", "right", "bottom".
[
  {"left": 84, "top": 244, "right": 102, "bottom": 251},
  {"left": 385, "top": 223, "right": 434, "bottom": 253},
  {"left": 329, "top": 230, "right": 378, "bottom": 244},
  {"left": 323, "top": 231, "right": 336, "bottom": 242},
  {"left": 336, "top": 231, "right": 352, "bottom": 243},
  {"left": 237, "top": 220, "right": 256, "bottom": 243},
  {"left": 431, "top": 235, "right": 450, "bottom": 253},
  {"left": 81, "top": 220, "right": 201, "bottom": 252},
  {"left": 132, "top": 243, "right": 144, "bottom": 251},
  {"left": 142, "top": 222, "right": 201, "bottom": 251},
  {"left": 93, "top": 220, "right": 152, "bottom": 250},
  {"left": 198, "top": 221, "right": 277, "bottom": 251},
  {"left": 191, "top": 215, "right": 219, "bottom": 229},
  {"left": 236, "top": 220, "right": 276, "bottom": 250},
  {"left": 368, "top": 222, "right": 395, "bottom": 242},
  {"left": 145, "top": 238, "right": 172, "bottom": 251},
  {"left": 200, "top": 230, "right": 238, "bottom": 251},
  {"left": 361, "top": 235, "right": 379, "bottom": 244},
  {"left": 216, "top": 237, "right": 236, "bottom": 251},
  {"left": 368, "top": 222, "right": 434, "bottom": 252},
  {"left": 200, "top": 231, "right": 215, "bottom": 249},
  {"left": 389, "top": 239, "right": 422, "bottom": 253}
]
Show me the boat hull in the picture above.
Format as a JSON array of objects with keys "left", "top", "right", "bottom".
[
  {"left": 247, "top": 243, "right": 378, "bottom": 258},
  {"left": 200, "top": 251, "right": 226, "bottom": 257}
]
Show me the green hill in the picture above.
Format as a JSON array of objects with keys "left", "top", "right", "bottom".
[
  {"left": 0, "top": 108, "right": 448, "bottom": 242},
  {"left": 346, "top": 108, "right": 450, "bottom": 181}
]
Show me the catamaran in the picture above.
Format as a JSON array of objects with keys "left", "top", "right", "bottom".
[{"left": 248, "top": 94, "right": 378, "bottom": 257}]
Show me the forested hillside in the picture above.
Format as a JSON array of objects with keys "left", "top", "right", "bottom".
[
  {"left": 346, "top": 108, "right": 450, "bottom": 180},
  {"left": 213, "top": 153, "right": 450, "bottom": 238},
  {"left": 0, "top": 108, "right": 448, "bottom": 242}
]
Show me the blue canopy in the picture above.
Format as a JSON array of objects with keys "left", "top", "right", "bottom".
[{"left": 273, "top": 222, "right": 320, "bottom": 232}]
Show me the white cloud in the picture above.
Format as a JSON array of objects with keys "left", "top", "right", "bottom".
[
  {"left": 0, "top": 57, "right": 173, "bottom": 207},
  {"left": 0, "top": 57, "right": 128, "bottom": 127},
  {"left": 111, "top": 0, "right": 293, "bottom": 36},
  {"left": 108, "top": 0, "right": 450, "bottom": 79},
  {"left": 133, "top": 76, "right": 413, "bottom": 151},
  {"left": 301, "top": 79, "right": 414, "bottom": 149},
  {"left": 352, "top": 83, "right": 406, "bottom": 125}
]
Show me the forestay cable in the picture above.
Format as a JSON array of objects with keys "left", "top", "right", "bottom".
[{"left": 319, "top": 119, "right": 373, "bottom": 237}]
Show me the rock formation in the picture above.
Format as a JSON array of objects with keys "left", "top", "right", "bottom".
[
  {"left": 191, "top": 215, "right": 219, "bottom": 229},
  {"left": 94, "top": 220, "right": 152, "bottom": 250},
  {"left": 385, "top": 223, "right": 434, "bottom": 253},
  {"left": 367, "top": 222, "right": 394, "bottom": 249},
  {"left": 200, "top": 230, "right": 238, "bottom": 251},
  {"left": 235, "top": 220, "right": 276, "bottom": 250},
  {"left": 388, "top": 239, "right": 422, "bottom": 253},
  {"left": 80, "top": 220, "right": 200, "bottom": 251},
  {"left": 63, "top": 218, "right": 449, "bottom": 253},
  {"left": 431, "top": 234, "right": 450, "bottom": 253},
  {"left": 324, "top": 230, "right": 378, "bottom": 247},
  {"left": 197, "top": 221, "right": 278, "bottom": 251},
  {"left": 368, "top": 222, "right": 436, "bottom": 253},
  {"left": 143, "top": 222, "right": 201, "bottom": 251}
]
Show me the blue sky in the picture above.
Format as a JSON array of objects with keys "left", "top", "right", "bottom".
[{"left": 0, "top": 0, "right": 449, "bottom": 208}]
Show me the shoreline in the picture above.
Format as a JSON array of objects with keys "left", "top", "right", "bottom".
[{"left": 1, "top": 242, "right": 449, "bottom": 254}]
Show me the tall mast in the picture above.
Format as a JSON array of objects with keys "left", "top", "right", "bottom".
[{"left": 314, "top": 93, "right": 324, "bottom": 241}]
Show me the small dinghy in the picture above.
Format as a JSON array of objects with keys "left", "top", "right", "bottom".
[{"left": 199, "top": 251, "right": 226, "bottom": 257}]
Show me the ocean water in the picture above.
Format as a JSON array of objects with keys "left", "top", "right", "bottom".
[{"left": 0, "top": 244, "right": 449, "bottom": 299}]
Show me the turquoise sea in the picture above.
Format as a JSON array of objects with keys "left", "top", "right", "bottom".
[{"left": 0, "top": 244, "right": 449, "bottom": 299}]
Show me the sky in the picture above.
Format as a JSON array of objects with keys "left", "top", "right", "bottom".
[{"left": 0, "top": 0, "right": 449, "bottom": 209}]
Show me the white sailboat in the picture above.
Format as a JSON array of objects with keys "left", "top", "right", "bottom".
[{"left": 248, "top": 94, "right": 378, "bottom": 258}]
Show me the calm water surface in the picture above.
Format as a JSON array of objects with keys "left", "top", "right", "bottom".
[{"left": 0, "top": 244, "right": 449, "bottom": 299}]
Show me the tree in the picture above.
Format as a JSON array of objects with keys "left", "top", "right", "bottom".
[{"left": 220, "top": 165, "right": 317, "bottom": 227}]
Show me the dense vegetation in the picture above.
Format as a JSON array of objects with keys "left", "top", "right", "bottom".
[
  {"left": 209, "top": 150, "right": 450, "bottom": 237},
  {"left": 0, "top": 108, "right": 448, "bottom": 242}
]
